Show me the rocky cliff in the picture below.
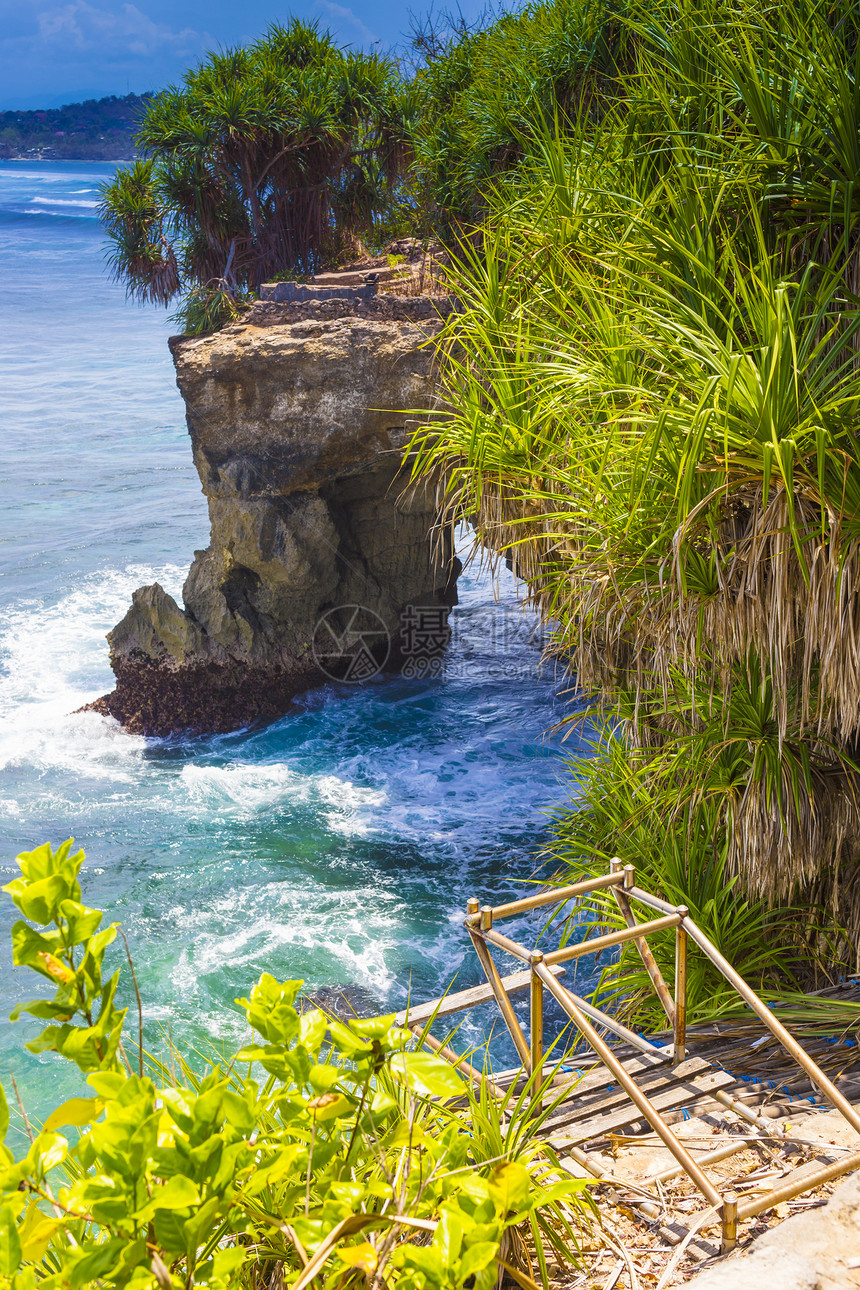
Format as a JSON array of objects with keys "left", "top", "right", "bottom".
[{"left": 90, "top": 305, "right": 459, "bottom": 735}]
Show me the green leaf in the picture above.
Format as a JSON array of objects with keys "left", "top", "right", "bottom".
[
  {"left": 0, "top": 1085, "right": 8, "bottom": 1144},
  {"left": 57, "top": 901, "right": 103, "bottom": 946},
  {"left": 18, "top": 1202, "right": 61, "bottom": 1263},
  {"left": 459, "top": 1240, "right": 499, "bottom": 1281},
  {"left": 235, "top": 974, "right": 302, "bottom": 1045},
  {"left": 136, "top": 1173, "right": 200, "bottom": 1222},
  {"left": 9, "top": 923, "right": 71, "bottom": 982},
  {"left": 28, "top": 1132, "right": 67, "bottom": 1175},
  {"left": 0, "top": 1206, "right": 22, "bottom": 1277},
  {"left": 9, "top": 999, "right": 76, "bottom": 1024},
  {"left": 389, "top": 1050, "right": 466, "bottom": 1099},
  {"left": 86, "top": 1070, "right": 127, "bottom": 1100},
  {"left": 68, "top": 1236, "right": 129, "bottom": 1287},
  {"left": 43, "top": 1097, "right": 104, "bottom": 1132},
  {"left": 487, "top": 1161, "right": 531, "bottom": 1215}
]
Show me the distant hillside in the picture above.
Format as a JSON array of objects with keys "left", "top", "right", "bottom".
[{"left": 0, "top": 93, "right": 154, "bottom": 161}]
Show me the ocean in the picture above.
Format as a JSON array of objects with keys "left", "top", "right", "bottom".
[{"left": 0, "top": 160, "right": 593, "bottom": 1131}]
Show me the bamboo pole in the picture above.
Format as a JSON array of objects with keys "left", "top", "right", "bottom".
[
  {"left": 530, "top": 953, "right": 544, "bottom": 1097},
  {"left": 535, "top": 962, "right": 722, "bottom": 1206},
  {"left": 467, "top": 927, "right": 532, "bottom": 1069},
  {"left": 609, "top": 858, "right": 676, "bottom": 1025},
  {"left": 626, "top": 886, "right": 677, "bottom": 915},
  {"left": 681, "top": 914, "right": 860, "bottom": 1138},
  {"left": 543, "top": 914, "right": 682, "bottom": 967},
  {"left": 721, "top": 1191, "right": 738, "bottom": 1253},
  {"left": 394, "top": 963, "right": 568, "bottom": 1027},
  {"left": 480, "top": 926, "right": 533, "bottom": 963},
  {"left": 674, "top": 911, "right": 687, "bottom": 1066},
  {"left": 562, "top": 988, "right": 670, "bottom": 1057},
  {"left": 490, "top": 871, "right": 626, "bottom": 921},
  {"left": 736, "top": 1149, "right": 860, "bottom": 1222}
]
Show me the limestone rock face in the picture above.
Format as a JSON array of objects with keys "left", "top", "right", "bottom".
[{"left": 91, "top": 315, "right": 458, "bottom": 735}]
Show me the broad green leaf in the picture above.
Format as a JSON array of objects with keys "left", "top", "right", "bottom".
[
  {"left": 389, "top": 1050, "right": 465, "bottom": 1099},
  {"left": 459, "top": 1240, "right": 499, "bottom": 1281},
  {"left": 57, "top": 901, "right": 103, "bottom": 946},
  {"left": 9, "top": 999, "right": 76, "bottom": 1024},
  {"left": 0, "top": 1206, "right": 22, "bottom": 1276},
  {"left": 18, "top": 1202, "right": 61, "bottom": 1263},
  {"left": 136, "top": 1173, "right": 200, "bottom": 1220},
  {"left": 67, "top": 1236, "right": 128, "bottom": 1287},
  {"left": 337, "top": 1242, "right": 378, "bottom": 1274},
  {"left": 4, "top": 875, "right": 76, "bottom": 927},
  {"left": 487, "top": 1161, "right": 531, "bottom": 1214},
  {"left": 86, "top": 1071, "right": 126, "bottom": 1100},
  {"left": 43, "top": 1098, "right": 104, "bottom": 1132},
  {"left": 306, "top": 1091, "right": 352, "bottom": 1121},
  {"left": 29, "top": 1133, "right": 67, "bottom": 1174}
]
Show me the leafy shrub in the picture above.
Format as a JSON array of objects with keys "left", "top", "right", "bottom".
[
  {"left": 171, "top": 286, "right": 248, "bottom": 337},
  {"left": 0, "top": 842, "right": 591, "bottom": 1287}
]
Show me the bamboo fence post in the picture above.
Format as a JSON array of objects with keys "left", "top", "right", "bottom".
[
  {"left": 674, "top": 907, "right": 688, "bottom": 1066},
  {"left": 681, "top": 913, "right": 860, "bottom": 1138},
  {"left": 610, "top": 857, "right": 676, "bottom": 1025},
  {"left": 466, "top": 926, "right": 532, "bottom": 1069},
  {"left": 720, "top": 1191, "right": 738, "bottom": 1253},
  {"left": 530, "top": 951, "right": 544, "bottom": 1099}
]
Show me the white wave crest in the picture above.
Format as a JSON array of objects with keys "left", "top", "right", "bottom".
[
  {"left": 179, "top": 762, "right": 386, "bottom": 834},
  {"left": 0, "top": 563, "right": 186, "bottom": 775},
  {"left": 29, "top": 196, "right": 99, "bottom": 208}
]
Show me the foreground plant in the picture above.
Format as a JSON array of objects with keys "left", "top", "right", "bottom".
[{"left": 0, "top": 841, "right": 590, "bottom": 1288}]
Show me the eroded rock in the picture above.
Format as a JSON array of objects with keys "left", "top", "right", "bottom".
[{"left": 89, "top": 313, "right": 459, "bottom": 735}]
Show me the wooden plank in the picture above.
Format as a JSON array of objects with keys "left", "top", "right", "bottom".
[
  {"left": 498, "top": 1048, "right": 673, "bottom": 1101},
  {"left": 394, "top": 964, "right": 566, "bottom": 1027},
  {"left": 541, "top": 1049, "right": 675, "bottom": 1102},
  {"left": 542, "top": 1057, "right": 716, "bottom": 1127},
  {"left": 542, "top": 1067, "right": 737, "bottom": 1141}
]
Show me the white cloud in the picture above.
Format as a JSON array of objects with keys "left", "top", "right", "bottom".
[
  {"left": 313, "top": 0, "right": 378, "bottom": 48},
  {"left": 36, "top": 1, "right": 202, "bottom": 57}
]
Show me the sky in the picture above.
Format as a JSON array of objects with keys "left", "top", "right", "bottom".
[{"left": 0, "top": 0, "right": 486, "bottom": 109}]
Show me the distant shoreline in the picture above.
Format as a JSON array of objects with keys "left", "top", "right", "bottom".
[
  {"left": 1, "top": 153, "right": 136, "bottom": 163},
  {"left": 0, "top": 92, "right": 150, "bottom": 167}
]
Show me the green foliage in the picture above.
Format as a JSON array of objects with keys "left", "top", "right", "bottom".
[
  {"left": 543, "top": 729, "right": 817, "bottom": 1028},
  {"left": 409, "top": 0, "right": 626, "bottom": 238},
  {"left": 0, "top": 844, "right": 592, "bottom": 1288},
  {"left": 171, "top": 285, "right": 249, "bottom": 336},
  {"left": 408, "top": 0, "right": 860, "bottom": 991},
  {"left": 99, "top": 21, "right": 414, "bottom": 307},
  {"left": 4, "top": 842, "right": 126, "bottom": 1074}
]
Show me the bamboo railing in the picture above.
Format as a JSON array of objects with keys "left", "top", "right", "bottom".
[{"left": 460, "top": 857, "right": 860, "bottom": 1253}]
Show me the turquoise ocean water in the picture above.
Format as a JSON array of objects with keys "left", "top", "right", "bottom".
[{"left": 0, "top": 160, "right": 593, "bottom": 1132}]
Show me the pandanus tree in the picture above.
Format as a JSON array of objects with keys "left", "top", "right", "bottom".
[
  {"left": 410, "top": 0, "right": 860, "bottom": 999},
  {"left": 99, "top": 21, "right": 413, "bottom": 317}
]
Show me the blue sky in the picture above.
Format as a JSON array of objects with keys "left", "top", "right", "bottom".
[{"left": 0, "top": 0, "right": 485, "bottom": 109}]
